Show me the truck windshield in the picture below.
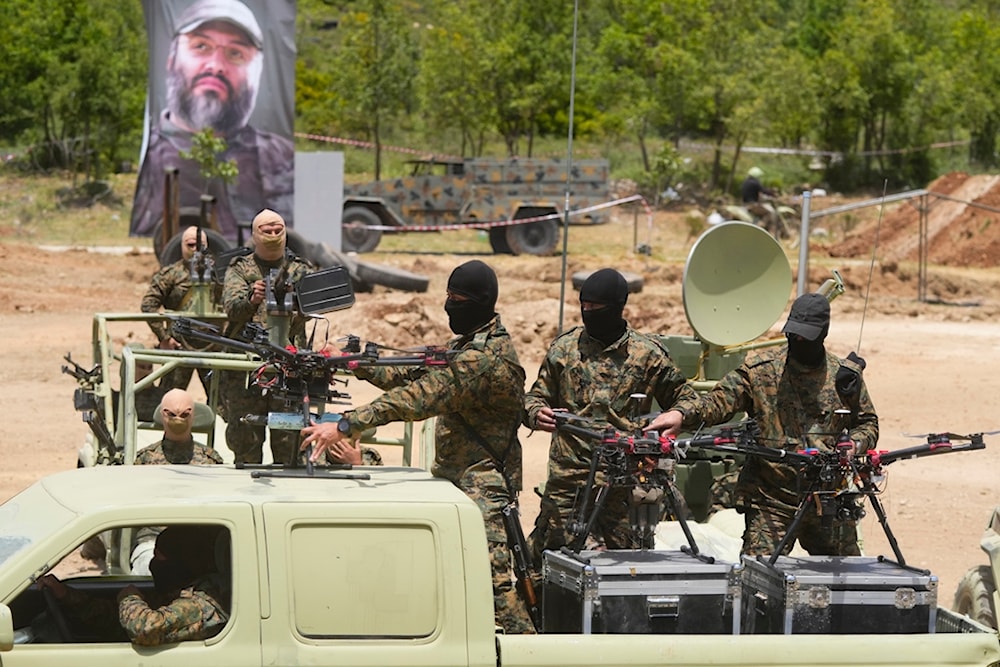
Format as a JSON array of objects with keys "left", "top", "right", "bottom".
[{"left": 0, "top": 483, "right": 77, "bottom": 568}]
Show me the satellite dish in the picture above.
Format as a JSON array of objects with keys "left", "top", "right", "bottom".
[{"left": 683, "top": 221, "right": 792, "bottom": 347}]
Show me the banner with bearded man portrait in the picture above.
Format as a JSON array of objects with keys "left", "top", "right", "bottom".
[{"left": 130, "top": 0, "right": 297, "bottom": 243}]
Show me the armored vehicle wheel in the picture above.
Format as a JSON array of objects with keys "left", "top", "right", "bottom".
[
  {"left": 159, "top": 228, "right": 232, "bottom": 267},
  {"left": 356, "top": 261, "right": 430, "bottom": 293},
  {"left": 342, "top": 206, "right": 383, "bottom": 253},
  {"left": 954, "top": 565, "right": 996, "bottom": 628},
  {"left": 505, "top": 217, "right": 559, "bottom": 256},
  {"left": 151, "top": 207, "right": 206, "bottom": 263},
  {"left": 488, "top": 227, "right": 513, "bottom": 254}
]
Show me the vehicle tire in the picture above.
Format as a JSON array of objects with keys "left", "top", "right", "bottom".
[
  {"left": 159, "top": 228, "right": 233, "bottom": 267},
  {"left": 152, "top": 207, "right": 205, "bottom": 263},
  {"left": 488, "top": 227, "right": 513, "bottom": 254},
  {"left": 355, "top": 260, "right": 430, "bottom": 293},
  {"left": 571, "top": 269, "right": 645, "bottom": 294},
  {"left": 342, "top": 206, "right": 384, "bottom": 253},
  {"left": 954, "top": 565, "right": 997, "bottom": 628},
  {"left": 505, "top": 216, "right": 560, "bottom": 256}
]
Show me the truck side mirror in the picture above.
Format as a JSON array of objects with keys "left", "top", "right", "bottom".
[{"left": 0, "top": 603, "right": 13, "bottom": 650}]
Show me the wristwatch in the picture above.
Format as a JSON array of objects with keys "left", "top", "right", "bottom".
[{"left": 337, "top": 419, "right": 352, "bottom": 436}]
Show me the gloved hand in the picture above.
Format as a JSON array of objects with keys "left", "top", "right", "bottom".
[{"left": 836, "top": 351, "right": 866, "bottom": 399}]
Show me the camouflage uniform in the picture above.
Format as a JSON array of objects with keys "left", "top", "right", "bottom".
[
  {"left": 135, "top": 437, "right": 224, "bottom": 465},
  {"left": 117, "top": 575, "right": 229, "bottom": 646},
  {"left": 141, "top": 258, "right": 219, "bottom": 392},
  {"left": 130, "top": 112, "right": 294, "bottom": 243},
  {"left": 524, "top": 327, "right": 698, "bottom": 565},
  {"left": 220, "top": 250, "right": 313, "bottom": 465},
  {"left": 59, "top": 575, "right": 228, "bottom": 645},
  {"left": 673, "top": 347, "right": 878, "bottom": 556},
  {"left": 324, "top": 445, "right": 383, "bottom": 467},
  {"left": 132, "top": 439, "right": 223, "bottom": 572},
  {"left": 344, "top": 316, "right": 534, "bottom": 634}
]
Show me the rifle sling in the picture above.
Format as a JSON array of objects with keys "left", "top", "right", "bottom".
[{"left": 453, "top": 413, "right": 518, "bottom": 496}]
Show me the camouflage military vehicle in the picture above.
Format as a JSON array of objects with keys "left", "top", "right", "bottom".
[{"left": 341, "top": 156, "right": 611, "bottom": 255}]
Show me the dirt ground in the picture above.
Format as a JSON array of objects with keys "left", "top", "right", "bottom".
[{"left": 2, "top": 172, "right": 1000, "bottom": 605}]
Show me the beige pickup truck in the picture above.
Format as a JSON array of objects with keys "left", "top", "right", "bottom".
[{"left": 0, "top": 465, "right": 997, "bottom": 667}]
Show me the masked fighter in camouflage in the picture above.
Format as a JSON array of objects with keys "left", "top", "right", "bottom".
[
  {"left": 647, "top": 292, "right": 879, "bottom": 556},
  {"left": 39, "top": 525, "right": 228, "bottom": 645},
  {"left": 299, "top": 260, "right": 535, "bottom": 634},
  {"left": 141, "top": 225, "right": 218, "bottom": 392},
  {"left": 524, "top": 268, "right": 697, "bottom": 564}
]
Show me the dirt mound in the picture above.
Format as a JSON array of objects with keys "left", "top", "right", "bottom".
[{"left": 824, "top": 171, "right": 1000, "bottom": 269}]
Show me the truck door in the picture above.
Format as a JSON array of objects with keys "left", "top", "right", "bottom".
[
  {"left": 260, "top": 502, "right": 472, "bottom": 667},
  {"left": 0, "top": 505, "right": 259, "bottom": 667}
]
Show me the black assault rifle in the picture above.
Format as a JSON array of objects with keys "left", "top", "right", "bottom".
[
  {"left": 554, "top": 414, "right": 760, "bottom": 562},
  {"left": 62, "top": 353, "right": 119, "bottom": 464}
]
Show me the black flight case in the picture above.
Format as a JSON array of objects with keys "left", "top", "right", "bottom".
[
  {"left": 541, "top": 548, "right": 742, "bottom": 634},
  {"left": 741, "top": 555, "right": 938, "bottom": 634}
]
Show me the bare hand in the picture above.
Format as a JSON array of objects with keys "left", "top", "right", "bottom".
[
  {"left": 158, "top": 337, "right": 181, "bottom": 351},
  {"left": 249, "top": 280, "right": 266, "bottom": 306},
  {"left": 534, "top": 407, "right": 563, "bottom": 432},
  {"left": 37, "top": 574, "right": 68, "bottom": 600},
  {"left": 325, "top": 440, "right": 362, "bottom": 465},
  {"left": 643, "top": 409, "right": 684, "bottom": 436},
  {"left": 300, "top": 421, "right": 357, "bottom": 463},
  {"left": 117, "top": 584, "right": 143, "bottom": 601}
]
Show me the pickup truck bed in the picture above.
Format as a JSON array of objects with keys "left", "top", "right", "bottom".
[{"left": 0, "top": 465, "right": 996, "bottom": 667}]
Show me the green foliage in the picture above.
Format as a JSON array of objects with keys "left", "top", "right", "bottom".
[
  {"left": 8, "top": 0, "right": 1000, "bottom": 197},
  {"left": 0, "top": 0, "right": 146, "bottom": 178},
  {"left": 178, "top": 129, "right": 239, "bottom": 192}
]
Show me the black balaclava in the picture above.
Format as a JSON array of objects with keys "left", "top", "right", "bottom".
[
  {"left": 786, "top": 328, "right": 828, "bottom": 367},
  {"left": 782, "top": 292, "right": 830, "bottom": 368},
  {"left": 579, "top": 268, "right": 628, "bottom": 345},
  {"left": 150, "top": 527, "right": 196, "bottom": 595},
  {"left": 445, "top": 260, "right": 498, "bottom": 335}
]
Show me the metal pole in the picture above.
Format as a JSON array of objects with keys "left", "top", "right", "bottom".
[
  {"left": 797, "top": 191, "right": 812, "bottom": 296},
  {"left": 557, "top": 0, "right": 580, "bottom": 335},
  {"left": 918, "top": 193, "right": 928, "bottom": 302}
]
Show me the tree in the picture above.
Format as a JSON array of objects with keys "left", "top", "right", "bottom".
[
  {"left": 325, "top": 1, "right": 416, "bottom": 179},
  {"left": 179, "top": 128, "right": 239, "bottom": 193},
  {"left": 0, "top": 0, "right": 145, "bottom": 177}
]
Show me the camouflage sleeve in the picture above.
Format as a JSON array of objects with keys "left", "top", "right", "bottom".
[
  {"left": 676, "top": 363, "right": 754, "bottom": 429},
  {"left": 118, "top": 588, "right": 227, "bottom": 646},
  {"left": 222, "top": 257, "right": 260, "bottom": 327},
  {"left": 347, "top": 350, "right": 491, "bottom": 431},
  {"left": 141, "top": 268, "right": 171, "bottom": 342},
  {"left": 353, "top": 364, "right": 426, "bottom": 390},
  {"left": 850, "top": 379, "right": 879, "bottom": 451},
  {"left": 361, "top": 445, "right": 384, "bottom": 466},
  {"left": 524, "top": 352, "right": 560, "bottom": 429},
  {"left": 651, "top": 359, "right": 699, "bottom": 412}
]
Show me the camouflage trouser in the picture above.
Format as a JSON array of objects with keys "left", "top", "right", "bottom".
[
  {"left": 457, "top": 464, "right": 536, "bottom": 634},
  {"left": 528, "top": 480, "right": 643, "bottom": 573},
  {"left": 742, "top": 504, "right": 861, "bottom": 557},
  {"left": 708, "top": 470, "right": 739, "bottom": 517},
  {"left": 219, "top": 371, "right": 298, "bottom": 465}
]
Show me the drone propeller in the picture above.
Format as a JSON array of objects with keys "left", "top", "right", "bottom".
[
  {"left": 552, "top": 411, "right": 596, "bottom": 426},
  {"left": 902, "top": 430, "right": 1000, "bottom": 443}
]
